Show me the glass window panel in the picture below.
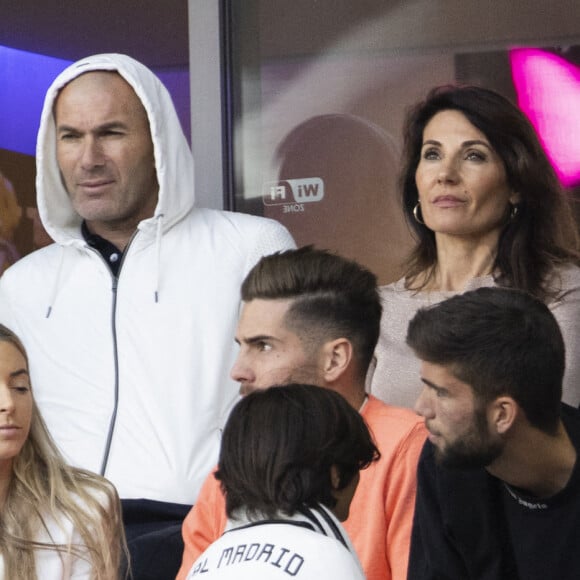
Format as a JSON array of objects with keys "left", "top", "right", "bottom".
[{"left": 225, "top": 0, "right": 580, "bottom": 283}]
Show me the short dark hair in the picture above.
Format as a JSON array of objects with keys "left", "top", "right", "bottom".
[
  {"left": 241, "top": 246, "right": 381, "bottom": 379},
  {"left": 216, "top": 384, "right": 379, "bottom": 519},
  {"left": 400, "top": 84, "right": 579, "bottom": 299},
  {"left": 406, "top": 287, "right": 564, "bottom": 433}
]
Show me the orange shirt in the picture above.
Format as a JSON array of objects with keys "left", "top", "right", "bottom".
[{"left": 176, "top": 395, "right": 426, "bottom": 580}]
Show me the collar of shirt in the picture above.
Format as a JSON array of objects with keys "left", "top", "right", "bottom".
[{"left": 81, "top": 221, "right": 123, "bottom": 277}]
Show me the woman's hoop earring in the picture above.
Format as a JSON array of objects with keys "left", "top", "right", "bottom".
[
  {"left": 413, "top": 202, "right": 425, "bottom": 225},
  {"left": 509, "top": 203, "right": 520, "bottom": 221}
]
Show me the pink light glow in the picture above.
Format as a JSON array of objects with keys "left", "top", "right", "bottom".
[{"left": 510, "top": 48, "right": 580, "bottom": 187}]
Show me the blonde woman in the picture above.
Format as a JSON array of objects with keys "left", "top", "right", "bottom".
[{"left": 0, "top": 324, "right": 125, "bottom": 578}]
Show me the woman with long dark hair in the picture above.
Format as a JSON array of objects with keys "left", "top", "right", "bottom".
[{"left": 370, "top": 85, "right": 580, "bottom": 408}]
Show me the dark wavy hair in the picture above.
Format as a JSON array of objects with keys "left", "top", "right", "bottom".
[
  {"left": 406, "top": 287, "right": 564, "bottom": 433},
  {"left": 400, "top": 84, "right": 579, "bottom": 299},
  {"left": 216, "top": 384, "right": 380, "bottom": 519},
  {"left": 241, "top": 246, "right": 381, "bottom": 380}
]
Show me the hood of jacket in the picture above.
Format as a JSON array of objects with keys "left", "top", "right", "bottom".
[{"left": 36, "top": 53, "right": 195, "bottom": 245}]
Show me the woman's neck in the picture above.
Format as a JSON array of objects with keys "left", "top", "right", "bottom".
[{"left": 426, "top": 233, "right": 499, "bottom": 292}]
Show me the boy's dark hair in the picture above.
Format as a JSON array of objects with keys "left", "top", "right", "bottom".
[{"left": 216, "top": 384, "right": 380, "bottom": 518}]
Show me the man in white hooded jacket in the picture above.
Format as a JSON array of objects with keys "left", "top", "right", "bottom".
[{"left": 0, "top": 53, "right": 295, "bottom": 578}]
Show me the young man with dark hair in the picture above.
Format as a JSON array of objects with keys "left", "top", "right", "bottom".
[
  {"left": 177, "top": 247, "right": 427, "bottom": 580},
  {"left": 407, "top": 287, "right": 580, "bottom": 579}
]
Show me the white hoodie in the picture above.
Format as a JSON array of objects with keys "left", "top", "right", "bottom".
[{"left": 0, "top": 54, "right": 295, "bottom": 504}]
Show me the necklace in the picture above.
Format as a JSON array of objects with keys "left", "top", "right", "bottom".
[{"left": 502, "top": 482, "right": 548, "bottom": 510}]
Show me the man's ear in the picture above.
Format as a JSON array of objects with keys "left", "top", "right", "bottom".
[
  {"left": 488, "top": 396, "right": 518, "bottom": 435},
  {"left": 321, "top": 338, "right": 353, "bottom": 383}
]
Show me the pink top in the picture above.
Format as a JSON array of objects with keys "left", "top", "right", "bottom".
[{"left": 369, "top": 265, "right": 580, "bottom": 408}]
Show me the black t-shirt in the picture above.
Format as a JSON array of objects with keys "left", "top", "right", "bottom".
[
  {"left": 408, "top": 404, "right": 580, "bottom": 580},
  {"left": 501, "top": 433, "right": 580, "bottom": 580}
]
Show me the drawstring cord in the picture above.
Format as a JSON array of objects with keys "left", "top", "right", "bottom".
[
  {"left": 154, "top": 213, "right": 164, "bottom": 303},
  {"left": 45, "top": 216, "right": 163, "bottom": 318},
  {"left": 45, "top": 247, "right": 66, "bottom": 318}
]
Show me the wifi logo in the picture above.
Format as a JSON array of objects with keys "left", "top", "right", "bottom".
[{"left": 262, "top": 178, "right": 325, "bottom": 206}]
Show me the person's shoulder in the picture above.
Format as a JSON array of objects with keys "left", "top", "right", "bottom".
[
  {"left": 364, "top": 395, "right": 424, "bottom": 428},
  {"left": 546, "top": 263, "right": 580, "bottom": 295},
  {"left": 69, "top": 469, "right": 120, "bottom": 512},
  {"left": 36, "top": 470, "right": 119, "bottom": 541},
  {"left": 378, "top": 276, "right": 406, "bottom": 296},
  {"left": 262, "top": 525, "right": 365, "bottom": 580},
  {"left": 377, "top": 277, "right": 433, "bottom": 312},
  {"left": 192, "top": 524, "right": 363, "bottom": 579},
  {"left": 189, "top": 208, "right": 288, "bottom": 232},
  {"left": 559, "top": 263, "right": 580, "bottom": 287},
  {"left": 0, "top": 244, "right": 61, "bottom": 290},
  {"left": 553, "top": 262, "right": 580, "bottom": 277},
  {"left": 185, "top": 208, "right": 295, "bottom": 251},
  {"left": 310, "top": 537, "right": 365, "bottom": 579},
  {"left": 363, "top": 396, "right": 427, "bottom": 454},
  {"left": 2, "top": 244, "right": 60, "bottom": 272}
]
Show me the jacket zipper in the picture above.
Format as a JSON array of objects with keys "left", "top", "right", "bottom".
[{"left": 87, "top": 233, "right": 136, "bottom": 476}]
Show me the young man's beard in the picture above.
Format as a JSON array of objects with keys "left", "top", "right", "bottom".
[{"left": 435, "top": 407, "right": 503, "bottom": 469}]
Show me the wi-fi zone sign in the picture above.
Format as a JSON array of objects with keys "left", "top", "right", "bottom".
[{"left": 262, "top": 178, "right": 324, "bottom": 208}]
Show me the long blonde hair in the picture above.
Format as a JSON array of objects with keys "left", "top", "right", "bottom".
[{"left": 0, "top": 324, "right": 126, "bottom": 579}]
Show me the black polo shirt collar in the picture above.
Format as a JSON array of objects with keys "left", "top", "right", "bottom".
[{"left": 81, "top": 221, "right": 123, "bottom": 277}]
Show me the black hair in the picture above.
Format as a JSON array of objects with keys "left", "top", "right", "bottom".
[
  {"left": 216, "top": 384, "right": 380, "bottom": 518},
  {"left": 406, "top": 287, "right": 565, "bottom": 433},
  {"left": 241, "top": 246, "right": 381, "bottom": 379}
]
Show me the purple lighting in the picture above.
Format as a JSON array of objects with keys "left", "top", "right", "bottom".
[
  {"left": 0, "top": 46, "right": 70, "bottom": 156},
  {"left": 0, "top": 45, "right": 191, "bottom": 156},
  {"left": 510, "top": 48, "right": 580, "bottom": 187}
]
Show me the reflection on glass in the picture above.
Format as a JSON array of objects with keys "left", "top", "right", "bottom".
[{"left": 226, "top": 0, "right": 580, "bottom": 283}]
